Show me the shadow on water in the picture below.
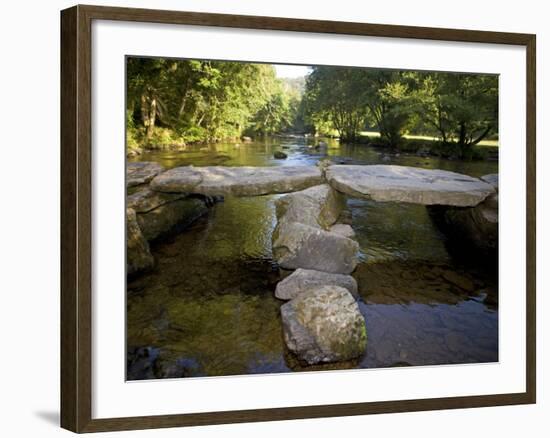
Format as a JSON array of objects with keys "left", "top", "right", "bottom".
[{"left": 127, "top": 137, "right": 499, "bottom": 379}]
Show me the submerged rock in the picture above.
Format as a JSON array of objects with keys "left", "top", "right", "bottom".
[
  {"left": 272, "top": 185, "right": 359, "bottom": 274},
  {"left": 127, "top": 208, "right": 154, "bottom": 276},
  {"left": 127, "top": 347, "right": 197, "bottom": 380},
  {"left": 441, "top": 270, "right": 476, "bottom": 292},
  {"left": 326, "top": 165, "right": 495, "bottom": 207},
  {"left": 126, "top": 346, "right": 159, "bottom": 380},
  {"left": 274, "top": 151, "right": 288, "bottom": 159},
  {"left": 127, "top": 161, "right": 165, "bottom": 188},
  {"left": 281, "top": 286, "right": 367, "bottom": 365},
  {"left": 126, "top": 147, "right": 142, "bottom": 158},
  {"left": 151, "top": 165, "right": 323, "bottom": 196},
  {"left": 275, "top": 268, "right": 358, "bottom": 300}
]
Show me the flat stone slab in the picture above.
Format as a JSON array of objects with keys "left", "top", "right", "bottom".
[
  {"left": 326, "top": 165, "right": 495, "bottom": 207},
  {"left": 481, "top": 173, "right": 499, "bottom": 190},
  {"left": 127, "top": 162, "right": 165, "bottom": 188},
  {"left": 151, "top": 165, "right": 323, "bottom": 196}
]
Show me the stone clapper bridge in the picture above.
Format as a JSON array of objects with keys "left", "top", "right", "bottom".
[{"left": 127, "top": 162, "right": 498, "bottom": 366}]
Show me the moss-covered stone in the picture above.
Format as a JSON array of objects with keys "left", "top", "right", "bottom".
[
  {"left": 280, "top": 286, "right": 367, "bottom": 365},
  {"left": 127, "top": 208, "right": 154, "bottom": 276}
]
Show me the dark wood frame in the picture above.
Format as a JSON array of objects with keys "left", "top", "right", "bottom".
[{"left": 61, "top": 4, "right": 536, "bottom": 433}]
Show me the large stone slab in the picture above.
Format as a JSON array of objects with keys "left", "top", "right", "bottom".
[
  {"left": 281, "top": 286, "right": 367, "bottom": 365},
  {"left": 275, "top": 268, "right": 358, "bottom": 300},
  {"left": 150, "top": 165, "right": 323, "bottom": 196},
  {"left": 326, "top": 165, "right": 495, "bottom": 207},
  {"left": 127, "top": 161, "right": 165, "bottom": 188}
]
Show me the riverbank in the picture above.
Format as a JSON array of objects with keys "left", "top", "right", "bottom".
[{"left": 128, "top": 128, "right": 499, "bottom": 162}]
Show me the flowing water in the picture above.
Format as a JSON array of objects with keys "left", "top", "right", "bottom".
[{"left": 127, "top": 137, "right": 498, "bottom": 379}]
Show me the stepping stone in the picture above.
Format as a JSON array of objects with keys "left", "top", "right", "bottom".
[
  {"left": 275, "top": 268, "right": 358, "bottom": 300},
  {"left": 326, "top": 165, "right": 495, "bottom": 206},
  {"left": 127, "top": 161, "right": 165, "bottom": 188},
  {"left": 151, "top": 165, "right": 323, "bottom": 196},
  {"left": 281, "top": 286, "right": 367, "bottom": 365}
]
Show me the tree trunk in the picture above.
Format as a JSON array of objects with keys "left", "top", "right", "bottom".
[
  {"left": 456, "top": 121, "right": 468, "bottom": 158},
  {"left": 471, "top": 125, "right": 492, "bottom": 145},
  {"left": 458, "top": 121, "right": 467, "bottom": 147},
  {"left": 141, "top": 94, "right": 157, "bottom": 141}
]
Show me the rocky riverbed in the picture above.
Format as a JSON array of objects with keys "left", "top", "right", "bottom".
[{"left": 127, "top": 137, "right": 498, "bottom": 379}]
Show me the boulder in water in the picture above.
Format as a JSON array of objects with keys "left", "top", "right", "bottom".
[
  {"left": 281, "top": 286, "right": 367, "bottom": 365},
  {"left": 429, "top": 173, "right": 498, "bottom": 256},
  {"left": 127, "top": 208, "right": 154, "bottom": 276},
  {"left": 272, "top": 184, "right": 359, "bottom": 274}
]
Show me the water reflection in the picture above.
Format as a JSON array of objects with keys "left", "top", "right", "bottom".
[{"left": 127, "top": 137, "right": 498, "bottom": 379}]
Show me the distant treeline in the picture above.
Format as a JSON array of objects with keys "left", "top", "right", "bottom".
[
  {"left": 304, "top": 67, "right": 498, "bottom": 154},
  {"left": 126, "top": 58, "right": 498, "bottom": 158}
]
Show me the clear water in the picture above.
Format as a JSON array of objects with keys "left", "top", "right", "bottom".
[{"left": 127, "top": 137, "right": 498, "bottom": 379}]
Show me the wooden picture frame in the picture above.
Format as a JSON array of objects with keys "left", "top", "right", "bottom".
[{"left": 60, "top": 4, "right": 536, "bottom": 433}]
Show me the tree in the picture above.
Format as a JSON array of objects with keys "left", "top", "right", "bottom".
[
  {"left": 415, "top": 72, "right": 498, "bottom": 157},
  {"left": 127, "top": 58, "right": 173, "bottom": 141},
  {"left": 126, "top": 58, "right": 298, "bottom": 147},
  {"left": 127, "top": 58, "right": 499, "bottom": 158},
  {"left": 304, "top": 67, "right": 368, "bottom": 142},
  {"left": 360, "top": 70, "right": 415, "bottom": 146}
]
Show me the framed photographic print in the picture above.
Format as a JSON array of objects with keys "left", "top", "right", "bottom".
[{"left": 60, "top": 4, "right": 536, "bottom": 433}]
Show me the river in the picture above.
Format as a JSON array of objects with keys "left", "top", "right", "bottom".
[{"left": 127, "top": 137, "right": 498, "bottom": 379}]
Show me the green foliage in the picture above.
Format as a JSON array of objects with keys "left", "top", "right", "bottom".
[
  {"left": 412, "top": 72, "right": 498, "bottom": 158},
  {"left": 126, "top": 109, "right": 141, "bottom": 150},
  {"left": 127, "top": 58, "right": 300, "bottom": 149},
  {"left": 302, "top": 67, "right": 498, "bottom": 154},
  {"left": 363, "top": 70, "right": 417, "bottom": 146},
  {"left": 303, "top": 67, "right": 368, "bottom": 142},
  {"left": 127, "top": 57, "right": 498, "bottom": 160},
  {"left": 247, "top": 79, "right": 297, "bottom": 135}
]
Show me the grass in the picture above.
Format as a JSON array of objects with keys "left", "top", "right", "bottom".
[{"left": 359, "top": 131, "right": 499, "bottom": 147}]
